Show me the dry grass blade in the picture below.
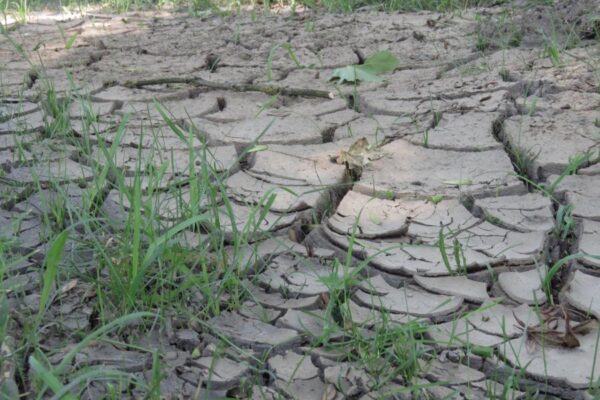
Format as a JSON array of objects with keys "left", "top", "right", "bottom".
[{"left": 519, "top": 305, "right": 594, "bottom": 350}]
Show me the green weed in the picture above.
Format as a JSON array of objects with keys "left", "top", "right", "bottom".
[
  {"left": 266, "top": 43, "right": 302, "bottom": 81},
  {"left": 543, "top": 151, "right": 594, "bottom": 196},
  {"left": 553, "top": 203, "right": 575, "bottom": 242}
]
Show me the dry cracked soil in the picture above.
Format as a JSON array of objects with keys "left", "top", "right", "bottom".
[{"left": 1, "top": 3, "right": 600, "bottom": 400}]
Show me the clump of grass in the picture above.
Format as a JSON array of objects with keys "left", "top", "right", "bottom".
[
  {"left": 0, "top": 58, "right": 292, "bottom": 392},
  {"left": 543, "top": 151, "right": 594, "bottom": 196},
  {"left": 437, "top": 227, "right": 468, "bottom": 276},
  {"left": 311, "top": 214, "right": 430, "bottom": 392}
]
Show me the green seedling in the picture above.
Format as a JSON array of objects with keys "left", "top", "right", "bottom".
[
  {"left": 429, "top": 194, "right": 443, "bottom": 204},
  {"left": 330, "top": 50, "right": 399, "bottom": 84},
  {"left": 266, "top": 43, "right": 302, "bottom": 81}
]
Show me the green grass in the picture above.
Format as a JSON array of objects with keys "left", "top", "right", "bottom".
[
  {"left": 0, "top": 94, "right": 291, "bottom": 396},
  {"left": 0, "top": 36, "right": 300, "bottom": 393}
]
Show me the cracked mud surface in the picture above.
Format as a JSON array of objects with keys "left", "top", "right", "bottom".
[{"left": 1, "top": 5, "right": 600, "bottom": 400}]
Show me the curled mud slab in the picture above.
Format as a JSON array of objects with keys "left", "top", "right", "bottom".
[{"left": 2, "top": 3, "right": 600, "bottom": 399}]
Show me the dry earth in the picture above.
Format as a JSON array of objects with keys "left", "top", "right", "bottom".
[{"left": 1, "top": 4, "right": 600, "bottom": 400}]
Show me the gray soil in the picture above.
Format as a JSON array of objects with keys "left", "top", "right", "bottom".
[{"left": 1, "top": 3, "right": 600, "bottom": 399}]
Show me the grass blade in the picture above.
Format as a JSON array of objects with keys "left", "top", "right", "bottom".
[
  {"left": 438, "top": 228, "right": 452, "bottom": 275},
  {"left": 49, "top": 369, "right": 132, "bottom": 400},
  {"left": 141, "top": 214, "right": 207, "bottom": 270},
  {"left": 29, "top": 356, "right": 78, "bottom": 400},
  {"left": 56, "top": 312, "right": 155, "bottom": 375},
  {"left": 37, "top": 229, "right": 68, "bottom": 322},
  {"left": 65, "top": 32, "right": 78, "bottom": 49}
]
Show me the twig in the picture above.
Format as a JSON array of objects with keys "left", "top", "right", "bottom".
[{"left": 121, "top": 77, "right": 336, "bottom": 99}]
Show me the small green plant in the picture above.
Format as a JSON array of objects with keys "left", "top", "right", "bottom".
[
  {"left": 508, "top": 30, "right": 522, "bottom": 47},
  {"left": 429, "top": 194, "right": 443, "bottom": 204},
  {"left": 438, "top": 227, "right": 467, "bottom": 275},
  {"left": 39, "top": 81, "right": 73, "bottom": 139},
  {"left": 266, "top": 43, "right": 302, "bottom": 81},
  {"left": 432, "top": 110, "right": 442, "bottom": 127},
  {"left": 499, "top": 67, "right": 511, "bottom": 82},
  {"left": 543, "top": 37, "right": 562, "bottom": 66},
  {"left": 12, "top": 0, "right": 28, "bottom": 24},
  {"left": 422, "top": 128, "right": 429, "bottom": 147},
  {"left": 56, "top": 23, "right": 79, "bottom": 49},
  {"left": 510, "top": 145, "right": 540, "bottom": 180},
  {"left": 554, "top": 203, "right": 575, "bottom": 241},
  {"left": 304, "top": 19, "right": 314, "bottom": 32},
  {"left": 476, "top": 33, "right": 490, "bottom": 52},
  {"left": 526, "top": 95, "right": 538, "bottom": 115},
  {"left": 544, "top": 151, "right": 593, "bottom": 196},
  {"left": 330, "top": 51, "right": 399, "bottom": 84}
]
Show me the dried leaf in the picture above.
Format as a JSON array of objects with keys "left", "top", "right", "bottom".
[
  {"left": 573, "top": 319, "right": 599, "bottom": 335},
  {"left": 520, "top": 304, "right": 592, "bottom": 349},
  {"left": 529, "top": 330, "right": 580, "bottom": 348},
  {"left": 562, "top": 331, "right": 581, "bottom": 348},
  {"left": 335, "top": 137, "right": 383, "bottom": 172},
  {"left": 59, "top": 279, "right": 79, "bottom": 295}
]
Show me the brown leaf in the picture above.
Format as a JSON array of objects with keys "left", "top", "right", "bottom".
[
  {"left": 562, "top": 331, "right": 581, "bottom": 348},
  {"left": 59, "top": 279, "right": 78, "bottom": 295},
  {"left": 573, "top": 319, "right": 599, "bottom": 335},
  {"left": 319, "top": 293, "right": 330, "bottom": 308},
  {"left": 527, "top": 330, "right": 579, "bottom": 348},
  {"left": 522, "top": 304, "right": 593, "bottom": 349},
  {"left": 335, "top": 137, "right": 383, "bottom": 172}
]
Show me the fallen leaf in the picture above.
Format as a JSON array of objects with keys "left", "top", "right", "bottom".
[
  {"left": 335, "top": 137, "right": 383, "bottom": 173},
  {"left": 59, "top": 279, "right": 78, "bottom": 294},
  {"left": 519, "top": 304, "right": 593, "bottom": 349},
  {"left": 572, "top": 319, "right": 599, "bottom": 335}
]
